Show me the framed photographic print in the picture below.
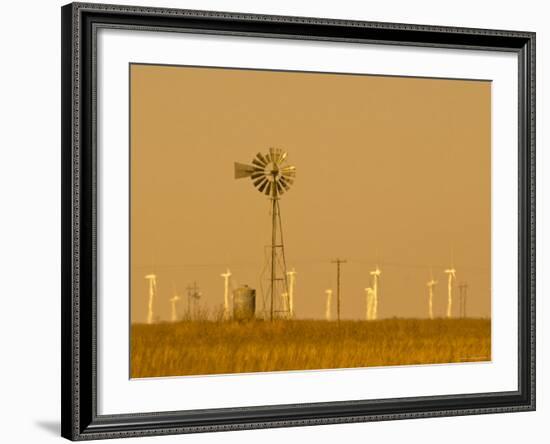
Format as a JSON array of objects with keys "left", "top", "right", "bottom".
[{"left": 61, "top": 2, "right": 536, "bottom": 440}]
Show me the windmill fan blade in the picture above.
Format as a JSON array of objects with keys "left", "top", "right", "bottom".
[
  {"left": 275, "top": 181, "right": 284, "bottom": 195},
  {"left": 279, "top": 150, "right": 286, "bottom": 164},
  {"left": 258, "top": 179, "right": 269, "bottom": 193},
  {"left": 256, "top": 152, "right": 268, "bottom": 166},
  {"left": 252, "top": 158, "right": 266, "bottom": 168},
  {"left": 252, "top": 167, "right": 265, "bottom": 177},
  {"left": 253, "top": 176, "right": 266, "bottom": 186},
  {"left": 254, "top": 177, "right": 268, "bottom": 189},
  {"left": 265, "top": 182, "right": 272, "bottom": 196},
  {"left": 278, "top": 177, "right": 290, "bottom": 190},
  {"left": 281, "top": 175, "right": 294, "bottom": 184},
  {"left": 234, "top": 162, "right": 255, "bottom": 179},
  {"left": 280, "top": 176, "right": 293, "bottom": 188},
  {"left": 251, "top": 171, "right": 267, "bottom": 180},
  {"left": 272, "top": 148, "right": 282, "bottom": 164},
  {"left": 281, "top": 166, "right": 296, "bottom": 177},
  {"left": 277, "top": 149, "right": 285, "bottom": 164}
]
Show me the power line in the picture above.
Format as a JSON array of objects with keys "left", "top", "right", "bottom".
[{"left": 133, "top": 260, "right": 489, "bottom": 272}]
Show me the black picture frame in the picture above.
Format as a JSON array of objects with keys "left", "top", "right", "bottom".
[{"left": 61, "top": 2, "right": 536, "bottom": 440}]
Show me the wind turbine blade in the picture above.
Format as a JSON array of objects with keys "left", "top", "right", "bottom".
[{"left": 234, "top": 162, "right": 255, "bottom": 179}]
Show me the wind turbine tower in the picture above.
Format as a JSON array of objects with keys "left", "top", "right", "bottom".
[
  {"left": 144, "top": 274, "right": 157, "bottom": 325},
  {"left": 365, "top": 287, "right": 375, "bottom": 321},
  {"left": 370, "top": 266, "right": 381, "bottom": 320},
  {"left": 286, "top": 268, "right": 297, "bottom": 319},
  {"left": 427, "top": 274, "right": 437, "bottom": 320},
  {"left": 220, "top": 269, "right": 232, "bottom": 320},
  {"left": 444, "top": 267, "right": 456, "bottom": 318},
  {"left": 281, "top": 292, "right": 290, "bottom": 318},
  {"left": 325, "top": 289, "right": 333, "bottom": 321},
  {"left": 169, "top": 293, "right": 180, "bottom": 322}
]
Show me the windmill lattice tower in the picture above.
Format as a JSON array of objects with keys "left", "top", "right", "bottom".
[{"left": 235, "top": 147, "right": 296, "bottom": 320}]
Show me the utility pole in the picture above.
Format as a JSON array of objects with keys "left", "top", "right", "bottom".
[
  {"left": 458, "top": 282, "right": 468, "bottom": 318},
  {"left": 331, "top": 258, "right": 347, "bottom": 323}
]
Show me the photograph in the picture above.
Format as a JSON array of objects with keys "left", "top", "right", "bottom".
[
  {"left": 59, "top": 2, "right": 536, "bottom": 440},
  {"left": 129, "top": 63, "right": 492, "bottom": 378}
]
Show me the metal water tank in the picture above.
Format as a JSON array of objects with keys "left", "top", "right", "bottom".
[{"left": 233, "top": 286, "right": 256, "bottom": 321}]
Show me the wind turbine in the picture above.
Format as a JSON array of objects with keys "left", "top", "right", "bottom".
[
  {"left": 220, "top": 269, "right": 232, "bottom": 320},
  {"left": 144, "top": 274, "right": 157, "bottom": 325},
  {"left": 426, "top": 273, "right": 437, "bottom": 320},
  {"left": 369, "top": 266, "right": 381, "bottom": 320},
  {"left": 325, "top": 289, "right": 333, "bottom": 321},
  {"left": 365, "top": 287, "right": 375, "bottom": 321},
  {"left": 444, "top": 267, "right": 457, "bottom": 318},
  {"left": 286, "top": 268, "right": 297, "bottom": 319},
  {"left": 169, "top": 293, "right": 180, "bottom": 322}
]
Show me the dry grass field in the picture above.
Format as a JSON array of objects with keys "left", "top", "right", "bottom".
[{"left": 130, "top": 318, "right": 491, "bottom": 378}]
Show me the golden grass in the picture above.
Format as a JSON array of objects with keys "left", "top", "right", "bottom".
[{"left": 130, "top": 318, "right": 491, "bottom": 378}]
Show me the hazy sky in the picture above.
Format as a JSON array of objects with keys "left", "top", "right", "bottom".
[{"left": 130, "top": 63, "right": 491, "bottom": 323}]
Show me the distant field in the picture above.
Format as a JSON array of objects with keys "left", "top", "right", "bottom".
[{"left": 130, "top": 318, "right": 491, "bottom": 378}]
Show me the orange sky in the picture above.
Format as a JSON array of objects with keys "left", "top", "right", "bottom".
[{"left": 130, "top": 64, "right": 491, "bottom": 323}]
